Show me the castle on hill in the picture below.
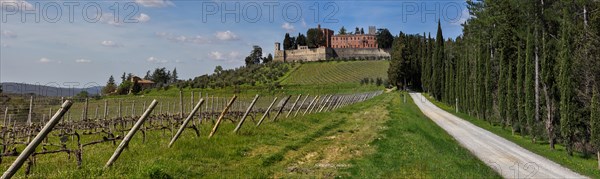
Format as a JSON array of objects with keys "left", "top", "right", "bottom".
[{"left": 274, "top": 25, "right": 391, "bottom": 62}]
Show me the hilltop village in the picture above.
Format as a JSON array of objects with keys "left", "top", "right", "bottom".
[{"left": 274, "top": 25, "right": 391, "bottom": 62}]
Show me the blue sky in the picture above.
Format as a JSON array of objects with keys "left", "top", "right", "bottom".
[{"left": 0, "top": 0, "right": 469, "bottom": 88}]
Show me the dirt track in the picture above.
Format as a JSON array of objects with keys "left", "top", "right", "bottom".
[{"left": 409, "top": 93, "right": 587, "bottom": 179}]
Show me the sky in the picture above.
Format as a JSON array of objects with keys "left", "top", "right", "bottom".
[{"left": 0, "top": 0, "right": 470, "bottom": 88}]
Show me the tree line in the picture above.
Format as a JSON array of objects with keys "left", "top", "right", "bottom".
[
  {"left": 101, "top": 45, "right": 288, "bottom": 95},
  {"left": 389, "top": 0, "right": 600, "bottom": 165},
  {"left": 182, "top": 62, "right": 292, "bottom": 90}
]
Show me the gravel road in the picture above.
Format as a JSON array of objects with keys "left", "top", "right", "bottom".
[{"left": 409, "top": 93, "right": 587, "bottom": 179}]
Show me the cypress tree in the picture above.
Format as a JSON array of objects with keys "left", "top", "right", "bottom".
[
  {"left": 498, "top": 50, "right": 507, "bottom": 127},
  {"left": 558, "top": 9, "right": 576, "bottom": 156},
  {"left": 591, "top": 87, "right": 600, "bottom": 169},
  {"left": 525, "top": 31, "right": 535, "bottom": 140},
  {"left": 477, "top": 38, "right": 486, "bottom": 119},
  {"left": 516, "top": 43, "right": 525, "bottom": 136},
  {"left": 444, "top": 39, "right": 455, "bottom": 104},
  {"left": 428, "top": 33, "right": 434, "bottom": 93},
  {"left": 507, "top": 56, "right": 517, "bottom": 134},
  {"left": 432, "top": 20, "right": 445, "bottom": 100},
  {"left": 484, "top": 43, "right": 492, "bottom": 121},
  {"left": 421, "top": 33, "right": 428, "bottom": 92}
]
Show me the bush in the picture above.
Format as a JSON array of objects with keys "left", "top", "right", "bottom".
[
  {"left": 116, "top": 81, "right": 132, "bottom": 95},
  {"left": 376, "top": 77, "right": 383, "bottom": 86}
]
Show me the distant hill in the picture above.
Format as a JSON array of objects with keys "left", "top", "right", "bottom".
[
  {"left": 280, "top": 60, "right": 389, "bottom": 85},
  {"left": 0, "top": 82, "right": 103, "bottom": 97}
]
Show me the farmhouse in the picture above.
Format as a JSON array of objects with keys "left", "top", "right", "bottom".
[{"left": 131, "top": 76, "right": 155, "bottom": 89}]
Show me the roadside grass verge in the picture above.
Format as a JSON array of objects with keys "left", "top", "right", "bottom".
[
  {"left": 423, "top": 94, "right": 599, "bottom": 178},
  {"left": 343, "top": 92, "right": 500, "bottom": 178}
]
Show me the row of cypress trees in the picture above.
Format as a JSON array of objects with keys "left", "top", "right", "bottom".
[{"left": 389, "top": 0, "right": 600, "bottom": 166}]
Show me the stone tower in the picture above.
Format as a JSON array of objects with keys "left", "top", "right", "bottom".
[
  {"left": 274, "top": 42, "right": 284, "bottom": 62},
  {"left": 369, "top": 26, "right": 376, "bottom": 35}
]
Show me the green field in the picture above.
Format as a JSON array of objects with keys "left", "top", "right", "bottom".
[
  {"left": 280, "top": 60, "right": 389, "bottom": 85},
  {"left": 2, "top": 92, "right": 500, "bottom": 178}
]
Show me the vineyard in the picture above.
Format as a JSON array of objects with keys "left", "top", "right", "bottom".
[
  {"left": 280, "top": 60, "right": 389, "bottom": 85},
  {"left": 0, "top": 90, "right": 382, "bottom": 178}
]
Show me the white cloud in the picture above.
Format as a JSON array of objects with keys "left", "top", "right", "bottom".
[
  {"left": 1, "top": 30, "right": 17, "bottom": 38},
  {"left": 135, "top": 0, "right": 174, "bottom": 7},
  {"left": 100, "top": 13, "right": 122, "bottom": 26},
  {"left": 135, "top": 13, "right": 151, "bottom": 23},
  {"left": 146, "top": 56, "right": 168, "bottom": 64},
  {"left": 39, "top": 57, "right": 61, "bottom": 64},
  {"left": 75, "top": 59, "right": 92, "bottom": 63},
  {"left": 98, "top": 12, "right": 149, "bottom": 26},
  {"left": 228, "top": 51, "right": 240, "bottom": 59},
  {"left": 39, "top": 57, "right": 52, "bottom": 63},
  {"left": 155, "top": 32, "right": 169, "bottom": 37},
  {"left": 215, "top": 30, "right": 239, "bottom": 41},
  {"left": 281, "top": 23, "right": 295, "bottom": 32},
  {"left": 301, "top": 19, "right": 307, "bottom": 28},
  {"left": 100, "top": 40, "right": 119, "bottom": 47},
  {"left": 208, "top": 51, "right": 224, "bottom": 60},
  {"left": 1, "top": 0, "right": 34, "bottom": 11},
  {"left": 208, "top": 51, "right": 240, "bottom": 61},
  {"left": 155, "top": 32, "right": 211, "bottom": 44}
]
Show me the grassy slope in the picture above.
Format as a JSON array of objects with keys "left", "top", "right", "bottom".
[
  {"left": 344, "top": 92, "right": 500, "bottom": 178},
  {"left": 2, "top": 92, "right": 499, "bottom": 178},
  {"left": 423, "top": 94, "right": 599, "bottom": 178},
  {"left": 280, "top": 60, "right": 389, "bottom": 85}
]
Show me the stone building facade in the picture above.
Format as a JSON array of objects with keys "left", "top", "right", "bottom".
[
  {"left": 331, "top": 26, "right": 378, "bottom": 49},
  {"left": 331, "top": 34, "right": 378, "bottom": 49}
]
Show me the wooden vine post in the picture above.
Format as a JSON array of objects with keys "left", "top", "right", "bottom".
[
  {"left": 27, "top": 96, "right": 33, "bottom": 125},
  {"left": 83, "top": 98, "right": 89, "bottom": 121},
  {"left": 295, "top": 95, "right": 309, "bottom": 117},
  {"left": 208, "top": 96, "right": 237, "bottom": 138},
  {"left": 272, "top": 95, "right": 291, "bottom": 122},
  {"left": 286, "top": 94, "right": 302, "bottom": 118},
  {"left": 3, "top": 107, "right": 8, "bottom": 127},
  {"left": 233, "top": 95, "right": 259, "bottom": 133},
  {"left": 169, "top": 99, "right": 205, "bottom": 148},
  {"left": 105, "top": 100, "right": 158, "bottom": 168},
  {"left": 256, "top": 97, "right": 277, "bottom": 127},
  {"left": 1, "top": 100, "right": 73, "bottom": 179},
  {"left": 179, "top": 90, "right": 184, "bottom": 119},
  {"left": 319, "top": 95, "right": 333, "bottom": 112}
]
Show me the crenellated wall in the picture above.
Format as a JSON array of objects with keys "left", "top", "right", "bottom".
[{"left": 331, "top": 48, "right": 390, "bottom": 60}]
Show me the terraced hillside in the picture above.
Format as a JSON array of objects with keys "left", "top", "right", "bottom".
[{"left": 280, "top": 60, "right": 389, "bottom": 85}]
